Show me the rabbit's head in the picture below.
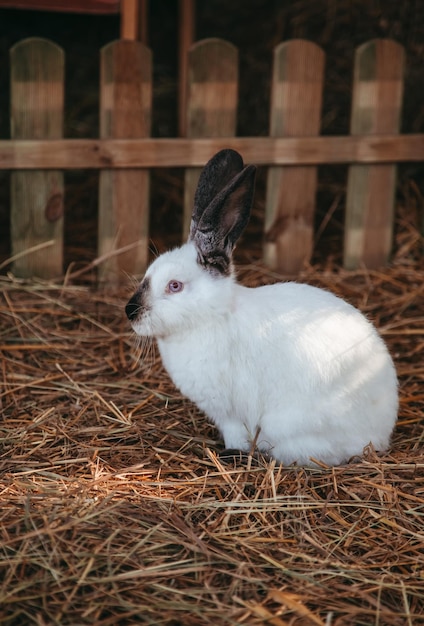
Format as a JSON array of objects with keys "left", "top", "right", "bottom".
[{"left": 126, "top": 149, "right": 257, "bottom": 338}]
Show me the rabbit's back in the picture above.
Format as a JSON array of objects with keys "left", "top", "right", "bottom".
[{"left": 223, "top": 282, "right": 398, "bottom": 464}]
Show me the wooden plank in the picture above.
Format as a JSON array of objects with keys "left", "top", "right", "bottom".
[
  {"left": 1, "top": 135, "right": 423, "bottom": 170},
  {"left": 10, "top": 37, "right": 64, "bottom": 279},
  {"left": 0, "top": 0, "right": 120, "bottom": 12},
  {"left": 183, "top": 38, "right": 238, "bottom": 237},
  {"left": 178, "top": 0, "right": 195, "bottom": 137},
  {"left": 344, "top": 39, "right": 405, "bottom": 269},
  {"left": 120, "top": 0, "right": 139, "bottom": 40},
  {"left": 98, "top": 40, "right": 152, "bottom": 283},
  {"left": 264, "top": 40, "right": 324, "bottom": 274}
]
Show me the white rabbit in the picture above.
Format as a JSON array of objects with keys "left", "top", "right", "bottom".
[{"left": 126, "top": 149, "right": 398, "bottom": 466}]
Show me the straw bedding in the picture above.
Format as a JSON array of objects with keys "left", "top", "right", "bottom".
[
  {"left": 1, "top": 213, "right": 423, "bottom": 625},
  {"left": 0, "top": 1, "right": 423, "bottom": 623}
]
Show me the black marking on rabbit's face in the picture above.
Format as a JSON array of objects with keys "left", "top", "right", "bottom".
[{"left": 125, "top": 277, "right": 151, "bottom": 322}]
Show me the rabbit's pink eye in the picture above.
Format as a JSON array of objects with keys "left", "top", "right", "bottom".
[{"left": 167, "top": 280, "right": 183, "bottom": 293}]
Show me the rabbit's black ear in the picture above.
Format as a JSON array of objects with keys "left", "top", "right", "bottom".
[
  {"left": 190, "top": 149, "right": 245, "bottom": 237},
  {"left": 191, "top": 163, "right": 256, "bottom": 276}
]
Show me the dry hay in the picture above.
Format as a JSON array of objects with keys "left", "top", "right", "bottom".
[
  {"left": 1, "top": 218, "right": 424, "bottom": 626},
  {"left": 0, "top": 2, "right": 423, "bottom": 622}
]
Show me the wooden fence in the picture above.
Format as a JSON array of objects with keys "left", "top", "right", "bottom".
[{"left": 1, "top": 36, "right": 423, "bottom": 281}]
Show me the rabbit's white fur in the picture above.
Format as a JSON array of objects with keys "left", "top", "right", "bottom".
[{"left": 126, "top": 149, "right": 398, "bottom": 466}]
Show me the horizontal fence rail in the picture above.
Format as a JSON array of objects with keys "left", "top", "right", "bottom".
[
  {"left": 1, "top": 35, "right": 423, "bottom": 281},
  {"left": 1, "top": 135, "right": 423, "bottom": 169}
]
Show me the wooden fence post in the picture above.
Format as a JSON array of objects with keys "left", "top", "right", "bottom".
[
  {"left": 98, "top": 40, "right": 152, "bottom": 284},
  {"left": 183, "top": 38, "right": 238, "bottom": 238},
  {"left": 264, "top": 40, "right": 324, "bottom": 274},
  {"left": 10, "top": 38, "right": 64, "bottom": 279},
  {"left": 178, "top": 0, "right": 195, "bottom": 137},
  {"left": 344, "top": 39, "right": 405, "bottom": 269}
]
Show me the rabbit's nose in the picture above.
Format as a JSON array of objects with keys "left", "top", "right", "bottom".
[{"left": 125, "top": 296, "right": 140, "bottom": 321}]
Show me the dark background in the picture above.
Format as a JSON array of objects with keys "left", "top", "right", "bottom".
[{"left": 0, "top": 0, "right": 423, "bottom": 271}]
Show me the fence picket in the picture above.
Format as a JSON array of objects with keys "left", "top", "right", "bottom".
[
  {"left": 344, "top": 39, "right": 405, "bottom": 269},
  {"left": 98, "top": 40, "right": 152, "bottom": 283},
  {"left": 183, "top": 38, "right": 238, "bottom": 237},
  {"left": 264, "top": 40, "right": 324, "bottom": 274},
  {"left": 10, "top": 38, "right": 64, "bottom": 279}
]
